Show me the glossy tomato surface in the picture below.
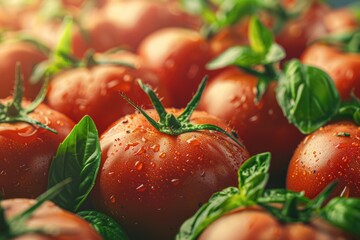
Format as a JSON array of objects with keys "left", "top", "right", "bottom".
[
  {"left": 91, "top": 109, "right": 250, "bottom": 240},
  {"left": 46, "top": 52, "right": 168, "bottom": 134},
  {"left": 199, "top": 68, "right": 304, "bottom": 180},
  {"left": 0, "top": 100, "right": 74, "bottom": 199},
  {"left": 138, "top": 27, "right": 217, "bottom": 108},
  {"left": 301, "top": 44, "right": 360, "bottom": 100},
  {"left": 199, "top": 206, "right": 355, "bottom": 240},
  {"left": 287, "top": 121, "right": 360, "bottom": 198},
  {"left": 0, "top": 42, "right": 47, "bottom": 100},
  {"left": 1, "top": 199, "right": 102, "bottom": 240}
]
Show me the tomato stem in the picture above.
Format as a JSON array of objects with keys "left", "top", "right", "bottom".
[{"left": 121, "top": 77, "right": 244, "bottom": 147}]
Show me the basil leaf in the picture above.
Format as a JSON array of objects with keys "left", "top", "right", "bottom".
[
  {"left": 337, "top": 94, "right": 360, "bottom": 124},
  {"left": 276, "top": 60, "right": 340, "bottom": 134},
  {"left": 264, "top": 43, "right": 285, "bottom": 64},
  {"left": 47, "top": 116, "right": 101, "bottom": 212},
  {"left": 255, "top": 76, "right": 271, "bottom": 103},
  {"left": 207, "top": 46, "right": 262, "bottom": 70},
  {"left": 176, "top": 187, "right": 246, "bottom": 240},
  {"left": 249, "top": 16, "right": 273, "bottom": 54},
  {"left": 77, "top": 211, "right": 129, "bottom": 240},
  {"left": 238, "top": 152, "right": 271, "bottom": 200},
  {"left": 321, "top": 197, "right": 360, "bottom": 238}
]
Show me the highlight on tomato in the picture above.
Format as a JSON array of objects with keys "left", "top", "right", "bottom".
[{"left": 91, "top": 78, "right": 250, "bottom": 240}]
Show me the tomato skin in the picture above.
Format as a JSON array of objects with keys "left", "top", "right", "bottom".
[
  {"left": 301, "top": 44, "right": 360, "bottom": 100},
  {"left": 138, "top": 28, "right": 217, "bottom": 108},
  {"left": 0, "top": 101, "right": 74, "bottom": 199},
  {"left": 287, "top": 121, "right": 360, "bottom": 199},
  {"left": 1, "top": 199, "right": 102, "bottom": 240},
  {"left": 46, "top": 52, "right": 168, "bottom": 134},
  {"left": 91, "top": 109, "right": 249, "bottom": 240},
  {"left": 72, "top": 0, "right": 200, "bottom": 57},
  {"left": 198, "top": 206, "right": 354, "bottom": 240},
  {"left": 0, "top": 42, "right": 47, "bottom": 100},
  {"left": 199, "top": 68, "right": 303, "bottom": 179}
]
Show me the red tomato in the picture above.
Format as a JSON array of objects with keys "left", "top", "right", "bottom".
[
  {"left": 287, "top": 121, "right": 360, "bottom": 199},
  {"left": 91, "top": 109, "right": 250, "bottom": 240},
  {"left": 301, "top": 43, "right": 360, "bottom": 100},
  {"left": 199, "top": 206, "right": 354, "bottom": 240},
  {"left": 199, "top": 68, "right": 303, "bottom": 181},
  {"left": 46, "top": 52, "right": 169, "bottom": 133},
  {"left": 138, "top": 28, "right": 218, "bottom": 108},
  {"left": 0, "top": 100, "right": 74, "bottom": 199},
  {"left": 1, "top": 198, "right": 102, "bottom": 239},
  {"left": 0, "top": 42, "right": 47, "bottom": 100},
  {"left": 72, "top": 0, "right": 200, "bottom": 57}
]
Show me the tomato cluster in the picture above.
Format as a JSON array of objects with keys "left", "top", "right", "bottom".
[{"left": 0, "top": 0, "right": 359, "bottom": 240}]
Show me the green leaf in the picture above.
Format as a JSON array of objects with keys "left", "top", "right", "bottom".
[
  {"left": 77, "top": 211, "right": 129, "bottom": 240},
  {"left": 321, "top": 197, "right": 360, "bottom": 238},
  {"left": 255, "top": 76, "right": 271, "bottom": 103},
  {"left": 276, "top": 60, "right": 340, "bottom": 134},
  {"left": 181, "top": 0, "right": 209, "bottom": 15},
  {"left": 264, "top": 44, "right": 285, "bottom": 64},
  {"left": 176, "top": 187, "right": 248, "bottom": 240},
  {"left": 249, "top": 16, "right": 273, "bottom": 54},
  {"left": 259, "top": 189, "right": 309, "bottom": 205},
  {"left": 207, "top": 46, "right": 262, "bottom": 70},
  {"left": 337, "top": 93, "right": 360, "bottom": 124},
  {"left": 238, "top": 152, "right": 271, "bottom": 200},
  {"left": 47, "top": 116, "right": 101, "bottom": 212},
  {"left": 0, "top": 202, "right": 9, "bottom": 234}
]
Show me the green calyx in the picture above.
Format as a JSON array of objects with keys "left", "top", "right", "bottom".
[
  {"left": 0, "top": 64, "right": 57, "bottom": 134},
  {"left": 121, "top": 77, "right": 244, "bottom": 147},
  {"left": 31, "top": 17, "right": 134, "bottom": 84},
  {"left": 0, "top": 179, "right": 71, "bottom": 239},
  {"left": 177, "top": 152, "right": 360, "bottom": 240},
  {"left": 181, "top": 0, "right": 311, "bottom": 38}
]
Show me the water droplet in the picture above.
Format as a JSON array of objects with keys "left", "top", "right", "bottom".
[
  {"left": 125, "top": 142, "right": 139, "bottom": 151},
  {"left": 17, "top": 127, "right": 38, "bottom": 137},
  {"left": 351, "top": 142, "right": 359, "bottom": 147},
  {"left": 134, "top": 146, "right": 146, "bottom": 156},
  {"left": 159, "top": 152, "right": 166, "bottom": 158},
  {"left": 136, "top": 184, "right": 146, "bottom": 192},
  {"left": 108, "top": 171, "right": 115, "bottom": 176},
  {"left": 151, "top": 144, "right": 160, "bottom": 152},
  {"left": 249, "top": 115, "right": 258, "bottom": 122},
  {"left": 56, "top": 120, "right": 64, "bottom": 126},
  {"left": 135, "top": 161, "right": 144, "bottom": 171},
  {"left": 187, "top": 137, "right": 200, "bottom": 146},
  {"left": 110, "top": 195, "right": 116, "bottom": 203},
  {"left": 335, "top": 143, "right": 347, "bottom": 149},
  {"left": 141, "top": 137, "right": 148, "bottom": 142},
  {"left": 170, "top": 179, "right": 180, "bottom": 186},
  {"left": 150, "top": 162, "right": 155, "bottom": 168}
]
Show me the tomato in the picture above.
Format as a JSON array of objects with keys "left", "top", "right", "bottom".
[
  {"left": 1, "top": 198, "right": 102, "bottom": 239},
  {"left": 301, "top": 43, "right": 360, "bottom": 100},
  {"left": 46, "top": 51, "right": 169, "bottom": 133},
  {"left": 0, "top": 42, "right": 47, "bottom": 100},
  {"left": 72, "top": 0, "right": 200, "bottom": 57},
  {"left": 198, "top": 206, "right": 355, "bottom": 240},
  {"left": 287, "top": 121, "right": 360, "bottom": 199},
  {"left": 91, "top": 109, "right": 249, "bottom": 240},
  {"left": 198, "top": 68, "right": 303, "bottom": 181},
  {"left": 322, "top": 7, "right": 359, "bottom": 34},
  {"left": 0, "top": 100, "right": 74, "bottom": 199},
  {"left": 138, "top": 28, "right": 217, "bottom": 108}
]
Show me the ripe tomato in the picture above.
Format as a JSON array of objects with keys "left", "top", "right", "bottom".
[
  {"left": 301, "top": 43, "right": 360, "bottom": 100},
  {"left": 0, "top": 100, "right": 74, "bottom": 199},
  {"left": 1, "top": 198, "right": 102, "bottom": 239},
  {"left": 91, "top": 109, "right": 249, "bottom": 240},
  {"left": 138, "top": 28, "right": 217, "bottom": 108},
  {"left": 287, "top": 121, "right": 360, "bottom": 199},
  {"left": 198, "top": 206, "right": 354, "bottom": 240},
  {"left": 46, "top": 51, "right": 169, "bottom": 133},
  {"left": 0, "top": 42, "right": 47, "bottom": 100},
  {"left": 199, "top": 68, "right": 303, "bottom": 180},
  {"left": 72, "top": 0, "right": 200, "bottom": 57}
]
